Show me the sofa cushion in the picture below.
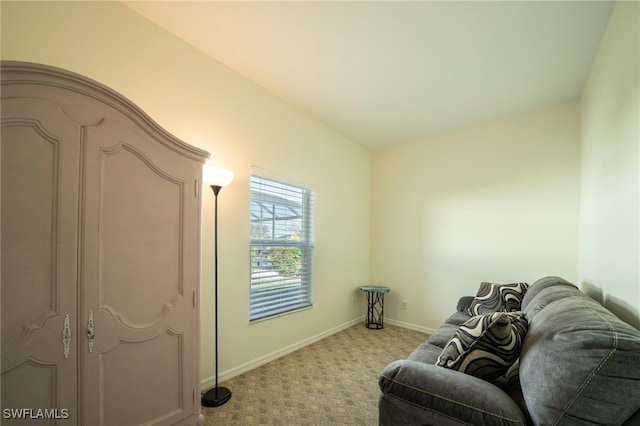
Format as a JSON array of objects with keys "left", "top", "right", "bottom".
[
  {"left": 408, "top": 342, "right": 445, "bottom": 365},
  {"left": 379, "top": 360, "right": 528, "bottom": 426},
  {"left": 468, "top": 282, "right": 529, "bottom": 316},
  {"left": 426, "top": 311, "right": 472, "bottom": 349},
  {"left": 504, "top": 360, "right": 532, "bottom": 425},
  {"left": 446, "top": 310, "right": 473, "bottom": 326},
  {"left": 521, "top": 276, "right": 578, "bottom": 319},
  {"left": 427, "top": 323, "right": 461, "bottom": 348},
  {"left": 519, "top": 278, "right": 640, "bottom": 425},
  {"left": 436, "top": 311, "right": 528, "bottom": 381}
]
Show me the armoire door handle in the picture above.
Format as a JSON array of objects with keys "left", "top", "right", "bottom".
[
  {"left": 87, "top": 311, "right": 95, "bottom": 353},
  {"left": 62, "top": 314, "right": 71, "bottom": 359}
]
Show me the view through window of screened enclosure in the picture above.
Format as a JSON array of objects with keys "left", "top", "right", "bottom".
[{"left": 249, "top": 175, "right": 314, "bottom": 321}]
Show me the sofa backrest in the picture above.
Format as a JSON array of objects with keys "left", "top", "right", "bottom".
[{"left": 518, "top": 276, "right": 640, "bottom": 425}]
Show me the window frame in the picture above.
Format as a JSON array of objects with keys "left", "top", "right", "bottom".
[{"left": 249, "top": 173, "right": 314, "bottom": 322}]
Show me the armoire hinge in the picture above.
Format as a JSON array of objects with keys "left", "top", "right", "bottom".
[
  {"left": 194, "top": 179, "right": 198, "bottom": 197},
  {"left": 193, "top": 290, "right": 196, "bottom": 308},
  {"left": 193, "top": 388, "right": 196, "bottom": 406}
]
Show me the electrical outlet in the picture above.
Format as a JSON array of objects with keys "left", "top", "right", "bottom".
[{"left": 401, "top": 301, "right": 408, "bottom": 310}]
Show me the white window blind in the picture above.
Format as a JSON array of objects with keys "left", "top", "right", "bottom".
[{"left": 249, "top": 174, "right": 314, "bottom": 321}]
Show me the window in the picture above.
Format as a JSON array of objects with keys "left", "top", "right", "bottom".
[{"left": 249, "top": 174, "right": 314, "bottom": 321}]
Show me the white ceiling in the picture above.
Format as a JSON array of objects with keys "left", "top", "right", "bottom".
[{"left": 124, "top": 1, "right": 614, "bottom": 150}]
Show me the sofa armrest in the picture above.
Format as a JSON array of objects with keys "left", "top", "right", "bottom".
[
  {"left": 379, "top": 360, "right": 526, "bottom": 426},
  {"left": 457, "top": 296, "right": 474, "bottom": 313}
]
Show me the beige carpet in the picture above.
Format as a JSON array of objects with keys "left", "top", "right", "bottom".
[{"left": 201, "top": 323, "right": 429, "bottom": 426}]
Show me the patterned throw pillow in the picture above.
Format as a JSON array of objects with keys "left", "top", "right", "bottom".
[
  {"left": 467, "top": 282, "right": 529, "bottom": 316},
  {"left": 435, "top": 312, "right": 528, "bottom": 381}
]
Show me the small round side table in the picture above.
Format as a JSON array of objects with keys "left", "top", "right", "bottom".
[{"left": 359, "top": 285, "right": 390, "bottom": 329}]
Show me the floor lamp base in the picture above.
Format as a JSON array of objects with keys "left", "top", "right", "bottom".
[{"left": 201, "top": 386, "right": 232, "bottom": 407}]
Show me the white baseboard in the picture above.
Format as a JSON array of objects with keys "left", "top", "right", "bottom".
[
  {"left": 201, "top": 316, "right": 365, "bottom": 389},
  {"left": 384, "top": 318, "right": 435, "bottom": 335}
]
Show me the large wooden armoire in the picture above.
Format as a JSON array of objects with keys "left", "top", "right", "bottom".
[{"left": 1, "top": 61, "right": 209, "bottom": 425}]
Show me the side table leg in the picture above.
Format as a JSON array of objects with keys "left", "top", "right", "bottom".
[{"left": 365, "top": 292, "right": 385, "bottom": 329}]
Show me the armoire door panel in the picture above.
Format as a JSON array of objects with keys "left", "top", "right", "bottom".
[
  {"left": 99, "top": 142, "right": 183, "bottom": 326},
  {"left": 80, "top": 117, "right": 198, "bottom": 425},
  {"left": 98, "top": 331, "right": 184, "bottom": 426},
  {"left": 86, "top": 301, "right": 189, "bottom": 355},
  {"left": 2, "top": 359, "right": 62, "bottom": 426},
  {"left": 1, "top": 124, "right": 59, "bottom": 350},
  {"left": 1, "top": 98, "right": 80, "bottom": 424}
]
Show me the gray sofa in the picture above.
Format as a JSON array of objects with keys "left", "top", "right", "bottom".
[{"left": 379, "top": 276, "right": 640, "bottom": 425}]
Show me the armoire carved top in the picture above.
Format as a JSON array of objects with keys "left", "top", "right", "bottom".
[{"left": 1, "top": 61, "right": 210, "bottom": 163}]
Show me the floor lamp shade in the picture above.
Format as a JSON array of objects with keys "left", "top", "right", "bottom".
[
  {"left": 201, "top": 165, "right": 233, "bottom": 408},
  {"left": 204, "top": 166, "right": 234, "bottom": 189}
]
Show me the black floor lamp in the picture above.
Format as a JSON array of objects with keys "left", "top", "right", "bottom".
[{"left": 201, "top": 165, "right": 234, "bottom": 407}]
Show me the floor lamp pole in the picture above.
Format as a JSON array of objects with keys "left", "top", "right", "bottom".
[{"left": 201, "top": 184, "right": 232, "bottom": 407}]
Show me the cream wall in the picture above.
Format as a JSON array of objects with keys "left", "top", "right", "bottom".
[
  {"left": 2, "top": 0, "right": 638, "bottom": 391},
  {"left": 579, "top": 1, "right": 640, "bottom": 328},
  {"left": 1, "top": 1, "right": 372, "bottom": 384},
  {"left": 371, "top": 102, "right": 581, "bottom": 331}
]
